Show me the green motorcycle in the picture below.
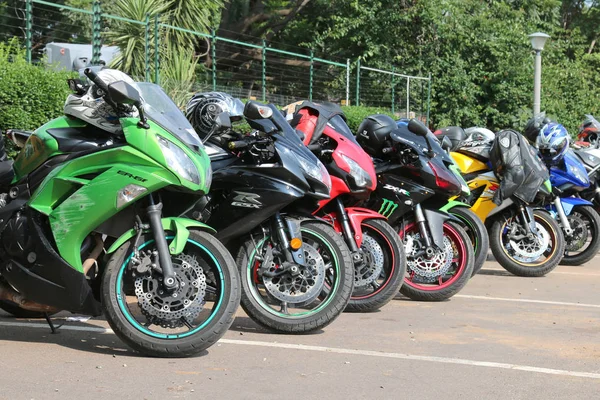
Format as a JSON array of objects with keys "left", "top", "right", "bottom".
[{"left": 0, "top": 69, "right": 240, "bottom": 357}]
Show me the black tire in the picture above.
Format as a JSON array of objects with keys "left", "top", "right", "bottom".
[
  {"left": 490, "top": 210, "right": 564, "bottom": 277},
  {"left": 400, "top": 220, "right": 474, "bottom": 301},
  {"left": 101, "top": 230, "right": 240, "bottom": 357},
  {"left": 237, "top": 221, "right": 353, "bottom": 333},
  {"left": 449, "top": 207, "right": 489, "bottom": 277},
  {"left": 345, "top": 219, "right": 406, "bottom": 312},
  {"left": 0, "top": 300, "right": 51, "bottom": 318},
  {"left": 560, "top": 205, "right": 600, "bottom": 266}
]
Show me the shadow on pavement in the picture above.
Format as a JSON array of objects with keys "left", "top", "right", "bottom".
[{"left": 228, "top": 315, "right": 326, "bottom": 335}]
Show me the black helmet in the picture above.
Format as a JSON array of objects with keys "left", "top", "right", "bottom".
[
  {"left": 356, "top": 114, "right": 396, "bottom": 156},
  {"left": 524, "top": 112, "right": 552, "bottom": 144},
  {"left": 185, "top": 92, "right": 244, "bottom": 139}
]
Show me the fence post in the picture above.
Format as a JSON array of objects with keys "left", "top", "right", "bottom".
[
  {"left": 426, "top": 73, "right": 431, "bottom": 127},
  {"left": 355, "top": 58, "right": 360, "bottom": 107},
  {"left": 309, "top": 50, "right": 314, "bottom": 101},
  {"left": 25, "top": 0, "right": 32, "bottom": 63},
  {"left": 154, "top": 14, "right": 160, "bottom": 84},
  {"left": 144, "top": 14, "right": 150, "bottom": 81},
  {"left": 346, "top": 59, "right": 350, "bottom": 106},
  {"left": 211, "top": 29, "right": 217, "bottom": 91},
  {"left": 262, "top": 39, "right": 266, "bottom": 102},
  {"left": 406, "top": 77, "right": 410, "bottom": 119},
  {"left": 391, "top": 66, "right": 395, "bottom": 114},
  {"left": 91, "top": 0, "right": 102, "bottom": 65}
]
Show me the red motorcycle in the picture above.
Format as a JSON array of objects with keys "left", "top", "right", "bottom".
[
  {"left": 576, "top": 115, "right": 600, "bottom": 147},
  {"left": 285, "top": 102, "right": 406, "bottom": 312}
]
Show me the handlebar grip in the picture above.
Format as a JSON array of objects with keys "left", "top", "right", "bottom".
[
  {"left": 382, "top": 147, "right": 394, "bottom": 154},
  {"left": 84, "top": 68, "right": 109, "bottom": 93},
  {"left": 228, "top": 140, "right": 250, "bottom": 150},
  {"left": 307, "top": 143, "right": 321, "bottom": 152}
]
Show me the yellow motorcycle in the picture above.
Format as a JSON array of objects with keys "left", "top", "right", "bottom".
[{"left": 438, "top": 128, "right": 564, "bottom": 277}]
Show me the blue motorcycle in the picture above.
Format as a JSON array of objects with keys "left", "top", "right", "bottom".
[{"left": 545, "top": 150, "right": 600, "bottom": 265}]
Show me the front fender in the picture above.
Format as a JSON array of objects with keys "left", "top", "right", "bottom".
[
  {"left": 439, "top": 200, "right": 471, "bottom": 213},
  {"left": 321, "top": 207, "right": 385, "bottom": 248},
  {"left": 547, "top": 197, "right": 593, "bottom": 216},
  {"left": 107, "top": 217, "right": 216, "bottom": 255}
]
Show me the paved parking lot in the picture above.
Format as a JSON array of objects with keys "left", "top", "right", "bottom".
[{"left": 1, "top": 257, "right": 599, "bottom": 400}]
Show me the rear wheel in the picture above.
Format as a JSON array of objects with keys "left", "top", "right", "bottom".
[
  {"left": 399, "top": 220, "right": 474, "bottom": 301},
  {"left": 102, "top": 230, "right": 240, "bottom": 357},
  {"left": 237, "top": 221, "right": 353, "bottom": 333},
  {"left": 345, "top": 219, "right": 406, "bottom": 312},
  {"left": 449, "top": 207, "right": 489, "bottom": 277},
  {"left": 560, "top": 205, "right": 600, "bottom": 266},
  {"left": 490, "top": 210, "right": 564, "bottom": 277}
]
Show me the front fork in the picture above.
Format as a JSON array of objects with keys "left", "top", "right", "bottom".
[
  {"left": 414, "top": 204, "right": 436, "bottom": 258},
  {"left": 334, "top": 198, "right": 362, "bottom": 265},
  {"left": 517, "top": 204, "right": 539, "bottom": 236},
  {"left": 553, "top": 197, "right": 573, "bottom": 235},
  {"left": 146, "top": 194, "right": 177, "bottom": 290}
]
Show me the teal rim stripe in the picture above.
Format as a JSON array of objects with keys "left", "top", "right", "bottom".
[{"left": 115, "top": 236, "right": 224, "bottom": 339}]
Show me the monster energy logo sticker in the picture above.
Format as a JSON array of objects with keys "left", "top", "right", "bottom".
[{"left": 378, "top": 198, "right": 399, "bottom": 218}]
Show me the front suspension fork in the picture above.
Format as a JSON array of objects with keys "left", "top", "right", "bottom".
[
  {"left": 146, "top": 194, "right": 177, "bottom": 290},
  {"left": 553, "top": 197, "right": 573, "bottom": 235},
  {"left": 336, "top": 198, "right": 359, "bottom": 252},
  {"left": 518, "top": 205, "right": 538, "bottom": 236}
]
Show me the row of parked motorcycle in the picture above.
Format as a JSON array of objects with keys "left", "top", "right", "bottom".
[{"left": 0, "top": 67, "right": 597, "bottom": 358}]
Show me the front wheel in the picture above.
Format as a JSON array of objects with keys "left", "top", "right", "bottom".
[
  {"left": 490, "top": 210, "right": 564, "bottom": 277},
  {"left": 399, "top": 220, "right": 474, "bottom": 301},
  {"left": 560, "top": 205, "right": 600, "bottom": 266},
  {"left": 449, "top": 207, "right": 489, "bottom": 277},
  {"left": 237, "top": 221, "right": 353, "bottom": 333},
  {"left": 101, "top": 230, "right": 241, "bottom": 358},
  {"left": 345, "top": 219, "right": 406, "bottom": 312}
]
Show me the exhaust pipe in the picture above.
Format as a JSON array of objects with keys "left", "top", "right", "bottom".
[{"left": 0, "top": 280, "right": 59, "bottom": 313}]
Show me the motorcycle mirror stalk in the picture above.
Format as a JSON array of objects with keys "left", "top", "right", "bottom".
[
  {"left": 202, "top": 112, "right": 231, "bottom": 144},
  {"left": 408, "top": 118, "right": 436, "bottom": 157}
]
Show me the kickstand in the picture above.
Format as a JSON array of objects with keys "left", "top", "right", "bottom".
[{"left": 44, "top": 313, "right": 63, "bottom": 334}]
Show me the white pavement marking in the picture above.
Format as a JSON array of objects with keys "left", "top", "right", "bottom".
[
  {"left": 455, "top": 294, "right": 600, "bottom": 308},
  {"left": 1, "top": 321, "right": 600, "bottom": 380},
  {"left": 481, "top": 267, "right": 600, "bottom": 276}
]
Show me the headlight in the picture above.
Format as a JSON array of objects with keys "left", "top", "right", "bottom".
[
  {"left": 157, "top": 136, "right": 200, "bottom": 185},
  {"left": 340, "top": 154, "right": 372, "bottom": 188},
  {"left": 294, "top": 153, "right": 332, "bottom": 191}
]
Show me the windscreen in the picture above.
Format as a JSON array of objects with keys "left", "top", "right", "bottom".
[
  {"left": 327, "top": 115, "right": 359, "bottom": 145},
  {"left": 136, "top": 82, "right": 204, "bottom": 149}
]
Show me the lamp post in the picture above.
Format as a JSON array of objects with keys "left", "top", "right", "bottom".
[{"left": 528, "top": 32, "right": 550, "bottom": 116}]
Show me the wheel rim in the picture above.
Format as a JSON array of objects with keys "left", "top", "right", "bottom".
[
  {"left": 400, "top": 222, "right": 467, "bottom": 291},
  {"left": 115, "top": 236, "right": 224, "bottom": 339},
  {"left": 245, "top": 228, "right": 340, "bottom": 318},
  {"left": 351, "top": 223, "right": 396, "bottom": 300},
  {"left": 564, "top": 210, "right": 594, "bottom": 257},
  {"left": 500, "top": 215, "right": 558, "bottom": 267}
]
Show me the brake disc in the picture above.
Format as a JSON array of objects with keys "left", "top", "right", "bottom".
[
  {"left": 406, "top": 232, "right": 453, "bottom": 282},
  {"left": 135, "top": 253, "right": 206, "bottom": 329},
  {"left": 263, "top": 242, "right": 325, "bottom": 305},
  {"left": 566, "top": 214, "right": 588, "bottom": 252},
  {"left": 507, "top": 221, "right": 550, "bottom": 262},
  {"left": 354, "top": 233, "right": 385, "bottom": 288}
]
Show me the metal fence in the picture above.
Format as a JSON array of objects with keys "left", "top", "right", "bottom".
[{"left": 1, "top": 0, "right": 431, "bottom": 122}]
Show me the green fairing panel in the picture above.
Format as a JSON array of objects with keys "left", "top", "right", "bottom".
[
  {"left": 12, "top": 116, "right": 81, "bottom": 181},
  {"left": 29, "top": 146, "right": 180, "bottom": 273},
  {"left": 107, "top": 218, "right": 216, "bottom": 255},
  {"left": 440, "top": 200, "right": 471, "bottom": 212}
]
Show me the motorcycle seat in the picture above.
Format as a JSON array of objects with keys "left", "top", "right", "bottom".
[
  {"left": 574, "top": 149, "right": 600, "bottom": 169},
  {"left": 435, "top": 127, "right": 467, "bottom": 151},
  {"left": 0, "top": 160, "right": 14, "bottom": 187},
  {"left": 46, "top": 126, "right": 113, "bottom": 153}
]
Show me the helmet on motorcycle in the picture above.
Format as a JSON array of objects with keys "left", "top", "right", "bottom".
[
  {"left": 64, "top": 68, "right": 140, "bottom": 134},
  {"left": 524, "top": 112, "right": 552, "bottom": 144},
  {"left": 536, "top": 122, "right": 570, "bottom": 164},
  {"left": 464, "top": 127, "right": 495, "bottom": 143},
  {"left": 185, "top": 92, "right": 244, "bottom": 139},
  {"left": 356, "top": 114, "right": 396, "bottom": 156}
]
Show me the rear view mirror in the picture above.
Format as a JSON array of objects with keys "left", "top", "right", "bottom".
[
  {"left": 214, "top": 112, "right": 231, "bottom": 130},
  {"left": 244, "top": 101, "right": 273, "bottom": 120},
  {"left": 442, "top": 136, "right": 453, "bottom": 152},
  {"left": 408, "top": 119, "right": 429, "bottom": 137},
  {"left": 108, "top": 80, "right": 142, "bottom": 106}
]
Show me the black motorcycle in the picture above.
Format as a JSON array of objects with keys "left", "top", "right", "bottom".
[
  {"left": 358, "top": 117, "right": 474, "bottom": 301},
  {"left": 190, "top": 101, "right": 353, "bottom": 333}
]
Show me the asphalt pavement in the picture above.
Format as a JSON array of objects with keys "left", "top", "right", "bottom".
[{"left": 1, "top": 257, "right": 599, "bottom": 400}]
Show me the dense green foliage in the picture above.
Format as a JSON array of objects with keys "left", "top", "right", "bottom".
[{"left": 0, "top": 40, "right": 75, "bottom": 131}]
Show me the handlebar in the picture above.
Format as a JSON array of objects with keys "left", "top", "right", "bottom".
[
  {"left": 228, "top": 140, "right": 251, "bottom": 150},
  {"left": 307, "top": 143, "right": 321, "bottom": 152},
  {"left": 84, "top": 68, "right": 109, "bottom": 94}
]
